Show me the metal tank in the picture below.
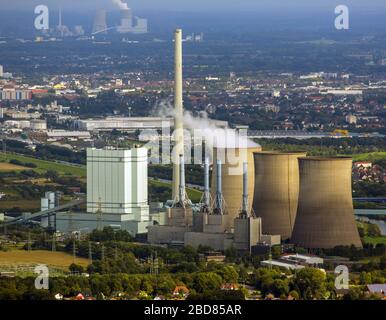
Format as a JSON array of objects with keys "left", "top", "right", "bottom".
[
  {"left": 291, "top": 157, "right": 362, "bottom": 249},
  {"left": 253, "top": 151, "right": 307, "bottom": 240}
]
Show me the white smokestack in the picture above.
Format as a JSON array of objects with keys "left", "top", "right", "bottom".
[
  {"left": 112, "top": 0, "right": 129, "bottom": 10},
  {"left": 172, "top": 28, "right": 184, "bottom": 200},
  {"left": 179, "top": 154, "right": 186, "bottom": 204},
  {"left": 242, "top": 161, "right": 248, "bottom": 214},
  {"left": 215, "top": 160, "right": 223, "bottom": 215}
]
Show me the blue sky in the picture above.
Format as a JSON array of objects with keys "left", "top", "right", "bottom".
[{"left": 3, "top": 0, "right": 386, "bottom": 12}]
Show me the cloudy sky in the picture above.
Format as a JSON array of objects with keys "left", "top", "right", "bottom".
[{"left": 2, "top": 0, "right": 386, "bottom": 12}]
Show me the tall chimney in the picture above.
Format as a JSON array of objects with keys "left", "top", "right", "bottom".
[
  {"left": 179, "top": 154, "right": 186, "bottom": 204},
  {"left": 204, "top": 158, "right": 210, "bottom": 207},
  {"left": 172, "top": 29, "right": 184, "bottom": 200},
  {"left": 241, "top": 161, "right": 248, "bottom": 215},
  {"left": 215, "top": 160, "right": 223, "bottom": 214}
]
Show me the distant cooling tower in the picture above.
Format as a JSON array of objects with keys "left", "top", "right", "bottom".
[
  {"left": 93, "top": 10, "right": 108, "bottom": 34},
  {"left": 291, "top": 157, "right": 362, "bottom": 249},
  {"left": 211, "top": 145, "right": 261, "bottom": 229},
  {"left": 117, "top": 8, "right": 133, "bottom": 33},
  {"left": 253, "top": 152, "right": 307, "bottom": 240}
]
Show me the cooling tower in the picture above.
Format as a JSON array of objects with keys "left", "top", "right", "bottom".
[
  {"left": 93, "top": 10, "right": 107, "bottom": 35},
  {"left": 291, "top": 157, "right": 362, "bottom": 249},
  {"left": 211, "top": 145, "right": 261, "bottom": 229},
  {"left": 252, "top": 152, "right": 306, "bottom": 240}
]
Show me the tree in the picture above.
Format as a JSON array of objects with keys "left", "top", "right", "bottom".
[
  {"left": 219, "top": 266, "right": 239, "bottom": 283},
  {"left": 69, "top": 263, "right": 85, "bottom": 274},
  {"left": 193, "top": 272, "right": 223, "bottom": 293},
  {"left": 379, "top": 254, "right": 386, "bottom": 269},
  {"left": 294, "top": 268, "right": 327, "bottom": 300}
]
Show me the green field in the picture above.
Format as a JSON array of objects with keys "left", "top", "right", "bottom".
[
  {"left": 0, "top": 152, "right": 86, "bottom": 177},
  {"left": 0, "top": 250, "right": 90, "bottom": 270},
  {"left": 150, "top": 179, "right": 203, "bottom": 203},
  {"left": 350, "top": 152, "right": 386, "bottom": 162},
  {"left": 362, "top": 236, "right": 386, "bottom": 246},
  {"left": 0, "top": 152, "right": 203, "bottom": 202}
]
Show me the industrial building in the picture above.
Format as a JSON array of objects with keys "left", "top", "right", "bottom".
[
  {"left": 56, "top": 146, "right": 151, "bottom": 236},
  {"left": 116, "top": 8, "right": 148, "bottom": 34},
  {"left": 291, "top": 157, "right": 362, "bottom": 249},
  {"left": 261, "top": 254, "right": 324, "bottom": 271},
  {"left": 211, "top": 144, "right": 261, "bottom": 230},
  {"left": 74, "top": 117, "right": 173, "bottom": 132},
  {"left": 253, "top": 151, "right": 307, "bottom": 240}
]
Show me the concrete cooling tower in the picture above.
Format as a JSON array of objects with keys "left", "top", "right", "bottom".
[
  {"left": 211, "top": 144, "right": 261, "bottom": 229},
  {"left": 252, "top": 152, "right": 307, "bottom": 240},
  {"left": 291, "top": 157, "right": 362, "bottom": 249},
  {"left": 93, "top": 10, "right": 108, "bottom": 35}
]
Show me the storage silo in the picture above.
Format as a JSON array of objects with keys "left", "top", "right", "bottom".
[
  {"left": 211, "top": 144, "right": 261, "bottom": 230},
  {"left": 253, "top": 151, "right": 307, "bottom": 240},
  {"left": 291, "top": 157, "right": 362, "bottom": 249}
]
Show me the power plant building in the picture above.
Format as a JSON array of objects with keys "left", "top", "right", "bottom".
[
  {"left": 56, "top": 147, "right": 150, "bottom": 236},
  {"left": 211, "top": 145, "right": 261, "bottom": 230},
  {"left": 253, "top": 152, "right": 306, "bottom": 240},
  {"left": 291, "top": 157, "right": 362, "bottom": 249}
]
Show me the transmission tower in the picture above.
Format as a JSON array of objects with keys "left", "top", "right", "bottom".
[
  {"left": 154, "top": 252, "right": 159, "bottom": 275},
  {"left": 88, "top": 241, "right": 93, "bottom": 263},
  {"left": 52, "top": 233, "right": 56, "bottom": 252},
  {"left": 72, "top": 238, "right": 76, "bottom": 264},
  {"left": 101, "top": 244, "right": 105, "bottom": 261},
  {"left": 96, "top": 197, "right": 103, "bottom": 231},
  {"left": 27, "top": 232, "right": 31, "bottom": 251}
]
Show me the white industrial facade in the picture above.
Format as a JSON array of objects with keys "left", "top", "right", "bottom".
[
  {"left": 87, "top": 147, "right": 149, "bottom": 221},
  {"left": 56, "top": 147, "right": 151, "bottom": 236}
]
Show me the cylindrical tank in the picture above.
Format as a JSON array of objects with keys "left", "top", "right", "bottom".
[
  {"left": 253, "top": 151, "right": 307, "bottom": 240},
  {"left": 211, "top": 144, "right": 262, "bottom": 229},
  {"left": 41, "top": 198, "right": 49, "bottom": 212},
  {"left": 291, "top": 157, "right": 362, "bottom": 249}
]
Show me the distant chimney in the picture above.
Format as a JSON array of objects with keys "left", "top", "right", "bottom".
[
  {"left": 203, "top": 157, "right": 210, "bottom": 207},
  {"left": 178, "top": 154, "right": 186, "bottom": 204},
  {"left": 215, "top": 160, "right": 223, "bottom": 214},
  {"left": 241, "top": 161, "right": 248, "bottom": 216}
]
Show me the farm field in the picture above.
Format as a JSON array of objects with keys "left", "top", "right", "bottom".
[
  {"left": 150, "top": 179, "right": 202, "bottom": 202},
  {"left": 0, "top": 200, "right": 40, "bottom": 211},
  {"left": 350, "top": 152, "right": 386, "bottom": 162},
  {"left": 0, "top": 162, "right": 28, "bottom": 172},
  {"left": 0, "top": 152, "right": 86, "bottom": 177},
  {"left": 0, "top": 250, "right": 90, "bottom": 270}
]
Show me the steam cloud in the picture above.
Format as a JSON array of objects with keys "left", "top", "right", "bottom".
[
  {"left": 111, "top": 0, "right": 129, "bottom": 10},
  {"left": 154, "top": 99, "right": 259, "bottom": 154}
]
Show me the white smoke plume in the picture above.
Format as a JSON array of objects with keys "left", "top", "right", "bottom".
[
  {"left": 153, "top": 99, "right": 259, "bottom": 169},
  {"left": 111, "top": 0, "right": 129, "bottom": 10}
]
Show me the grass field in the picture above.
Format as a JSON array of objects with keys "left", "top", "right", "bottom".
[
  {"left": 0, "top": 153, "right": 204, "bottom": 201},
  {"left": 150, "top": 179, "right": 203, "bottom": 202},
  {"left": 362, "top": 236, "right": 386, "bottom": 246},
  {"left": 0, "top": 162, "right": 28, "bottom": 172},
  {"left": 0, "top": 152, "right": 86, "bottom": 177},
  {"left": 0, "top": 250, "right": 90, "bottom": 270},
  {"left": 350, "top": 152, "right": 386, "bottom": 162},
  {"left": 0, "top": 200, "right": 40, "bottom": 211}
]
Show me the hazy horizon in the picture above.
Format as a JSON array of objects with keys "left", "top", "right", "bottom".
[{"left": 2, "top": 0, "right": 386, "bottom": 12}]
